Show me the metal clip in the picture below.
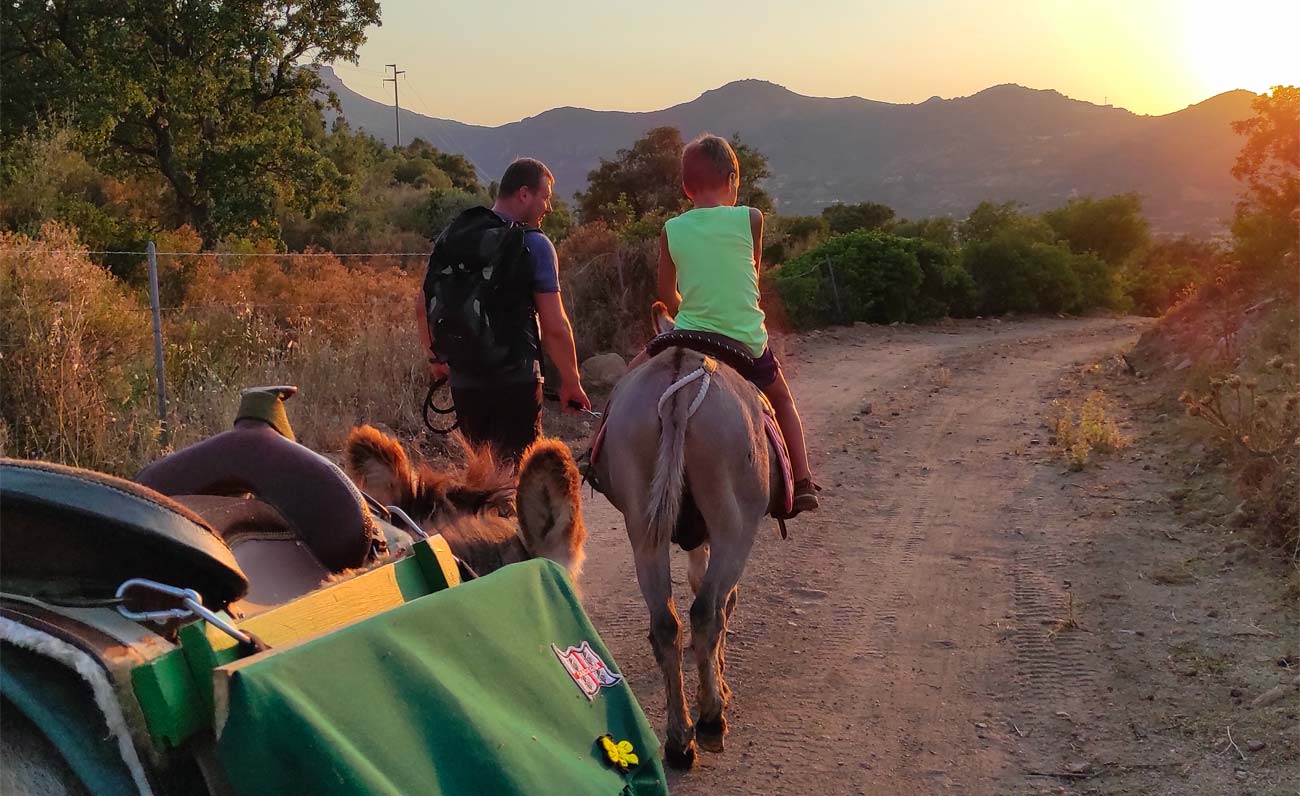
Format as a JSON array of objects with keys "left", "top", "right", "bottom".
[
  {"left": 386, "top": 505, "right": 429, "bottom": 540},
  {"left": 115, "top": 578, "right": 255, "bottom": 647},
  {"left": 359, "top": 490, "right": 392, "bottom": 522},
  {"left": 115, "top": 578, "right": 197, "bottom": 622}
]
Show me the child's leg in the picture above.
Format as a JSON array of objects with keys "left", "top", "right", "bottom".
[{"left": 761, "top": 369, "right": 813, "bottom": 485}]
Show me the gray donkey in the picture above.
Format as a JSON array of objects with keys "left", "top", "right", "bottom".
[{"left": 592, "top": 310, "right": 783, "bottom": 769}]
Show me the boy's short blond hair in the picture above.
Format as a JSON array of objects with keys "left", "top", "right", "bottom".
[{"left": 681, "top": 134, "right": 739, "bottom": 197}]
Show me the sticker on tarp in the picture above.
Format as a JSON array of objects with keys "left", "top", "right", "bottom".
[
  {"left": 552, "top": 642, "right": 623, "bottom": 699},
  {"left": 597, "top": 735, "right": 639, "bottom": 773}
]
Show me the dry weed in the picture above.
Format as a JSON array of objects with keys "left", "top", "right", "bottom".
[{"left": 1051, "top": 391, "right": 1129, "bottom": 470}]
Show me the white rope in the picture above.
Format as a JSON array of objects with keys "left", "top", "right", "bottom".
[{"left": 657, "top": 366, "right": 712, "bottom": 419}]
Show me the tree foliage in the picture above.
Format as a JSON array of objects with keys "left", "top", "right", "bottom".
[
  {"left": 2, "top": 0, "right": 381, "bottom": 244},
  {"left": 958, "top": 200, "right": 1053, "bottom": 245},
  {"left": 576, "top": 127, "right": 774, "bottom": 226},
  {"left": 1124, "top": 236, "right": 1222, "bottom": 316},
  {"left": 821, "top": 201, "right": 895, "bottom": 235},
  {"left": 1229, "top": 85, "right": 1299, "bottom": 273},
  {"left": 1043, "top": 193, "right": 1150, "bottom": 266}
]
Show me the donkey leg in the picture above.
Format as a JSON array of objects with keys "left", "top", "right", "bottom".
[
  {"left": 716, "top": 586, "right": 739, "bottom": 703},
  {"left": 690, "top": 535, "right": 754, "bottom": 753},
  {"left": 686, "top": 543, "right": 709, "bottom": 596},
  {"left": 632, "top": 544, "right": 695, "bottom": 769}
]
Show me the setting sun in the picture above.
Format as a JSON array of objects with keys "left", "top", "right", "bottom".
[{"left": 1182, "top": 0, "right": 1300, "bottom": 98}]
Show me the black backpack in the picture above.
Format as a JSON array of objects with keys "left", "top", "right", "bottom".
[{"left": 423, "top": 207, "right": 537, "bottom": 378}]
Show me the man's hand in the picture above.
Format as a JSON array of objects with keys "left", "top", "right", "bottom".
[{"left": 560, "top": 380, "right": 591, "bottom": 414}]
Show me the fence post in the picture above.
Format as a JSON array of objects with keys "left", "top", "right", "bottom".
[
  {"left": 823, "top": 256, "right": 844, "bottom": 322},
  {"left": 146, "top": 241, "right": 168, "bottom": 439}
]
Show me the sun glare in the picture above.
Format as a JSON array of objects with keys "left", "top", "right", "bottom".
[{"left": 1182, "top": 0, "right": 1300, "bottom": 98}]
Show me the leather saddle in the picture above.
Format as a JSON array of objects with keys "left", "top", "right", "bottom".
[
  {"left": 1, "top": 387, "right": 386, "bottom": 620},
  {"left": 644, "top": 328, "right": 757, "bottom": 374},
  {"left": 0, "top": 457, "right": 250, "bottom": 609},
  {"left": 135, "top": 386, "right": 385, "bottom": 617}
]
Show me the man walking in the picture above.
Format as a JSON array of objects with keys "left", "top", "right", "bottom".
[{"left": 419, "top": 158, "right": 590, "bottom": 464}]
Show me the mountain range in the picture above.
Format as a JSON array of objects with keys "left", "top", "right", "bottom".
[{"left": 318, "top": 67, "right": 1257, "bottom": 234}]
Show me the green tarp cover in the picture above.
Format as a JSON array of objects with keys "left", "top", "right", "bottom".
[{"left": 216, "top": 559, "right": 668, "bottom": 796}]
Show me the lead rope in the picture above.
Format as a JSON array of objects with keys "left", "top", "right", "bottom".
[{"left": 656, "top": 366, "right": 713, "bottom": 420}]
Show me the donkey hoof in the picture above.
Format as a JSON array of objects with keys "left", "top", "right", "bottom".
[
  {"left": 696, "top": 716, "right": 727, "bottom": 753},
  {"left": 665, "top": 739, "right": 697, "bottom": 770}
]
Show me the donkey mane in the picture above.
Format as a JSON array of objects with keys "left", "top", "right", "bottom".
[{"left": 344, "top": 426, "right": 585, "bottom": 584}]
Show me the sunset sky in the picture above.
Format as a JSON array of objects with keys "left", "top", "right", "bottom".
[{"left": 335, "top": 0, "right": 1299, "bottom": 126}]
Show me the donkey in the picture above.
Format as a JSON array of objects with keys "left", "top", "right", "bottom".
[
  {"left": 344, "top": 426, "right": 586, "bottom": 585},
  {"left": 591, "top": 310, "right": 783, "bottom": 769}
]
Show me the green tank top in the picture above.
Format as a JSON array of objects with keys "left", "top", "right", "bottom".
[{"left": 664, "top": 205, "right": 768, "bottom": 357}]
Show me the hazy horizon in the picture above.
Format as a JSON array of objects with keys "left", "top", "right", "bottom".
[{"left": 332, "top": 0, "right": 1297, "bottom": 126}]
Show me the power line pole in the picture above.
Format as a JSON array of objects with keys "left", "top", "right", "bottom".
[{"left": 384, "top": 63, "right": 405, "bottom": 147}]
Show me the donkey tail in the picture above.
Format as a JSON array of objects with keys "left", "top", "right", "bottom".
[{"left": 645, "top": 354, "right": 714, "bottom": 550}]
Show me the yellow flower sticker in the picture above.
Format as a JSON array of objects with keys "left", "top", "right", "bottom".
[{"left": 597, "top": 735, "right": 639, "bottom": 772}]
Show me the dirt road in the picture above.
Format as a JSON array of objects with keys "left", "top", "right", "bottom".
[{"left": 576, "top": 317, "right": 1157, "bottom": 794}]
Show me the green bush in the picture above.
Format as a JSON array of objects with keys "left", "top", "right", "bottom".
[
  {"left": 773, "top": 231, "right": 924, "bottom": 329},
  {"left": 1071, "top": 250, "right": 1127, "bottom": 312},
  {"left": 909, "top": 238, "right": 977, "bottom": 319},
  {"left": 1043, "top": 193, "right": 1149, "bottom": 267},
  {"left": 889, "top": 216, "right": 959, "bottom": 249},
  {"left": 1124, "top": 236, "right": 1222, "bottom": 316},
  {"left": 962, "top": 233, "right": 1082, "bottom": 315},
  {"left": 762, "top": 214, "right": 829, "bottom": 265}
]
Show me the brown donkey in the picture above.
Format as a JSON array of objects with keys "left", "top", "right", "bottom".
[
  {"left": 591, "top": 322, "right": 781, "bottom": 769},
  {"left": 345, "top": 426, "right": 586, "bottom": 585}
]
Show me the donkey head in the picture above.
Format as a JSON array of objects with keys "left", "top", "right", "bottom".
[{"left": 343, "top": 426, "right": 585, "bottom": 583}]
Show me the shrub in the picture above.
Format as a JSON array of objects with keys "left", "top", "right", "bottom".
[
  {"left": 962, "top": 233, "right": 1082, "bottom": 315},
  {"left": 908, "top": 238, "right": 977, "bottom": 319},
  {"left": 0, "top": 224, "right": 161, "bottom": 470},
  {"left": 1051, "top": 391, "right": 1128, "bottom": 470},
  {"left": 557, "top": 223, "right": 657, "bottom": 358},
  {"left": 763, "top": 214, "right": 829, "bottom": 265},
  {"left": 1124, "top": 236, "right": 1222, "bottom": 316},
  {"left": 1071, "top": 250, "right": 1127, "bottom": 312},
  {"left": 1181, "top": 361, "right": 1300, "bottom": 552},
  {"left": 773, "top": 231, "right": 924, "bottom": 329}
]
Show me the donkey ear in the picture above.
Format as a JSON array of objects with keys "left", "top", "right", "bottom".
[
  {"left": 651, "top": 301, "right": 675, "bottom": 335},
  {"left": 515, "top": 438, "right": 586, "bottom": 582},
  {"left": 344, "top": 425, "right": 415, "bottom": 508}
]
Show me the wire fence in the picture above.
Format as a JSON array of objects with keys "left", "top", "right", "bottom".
[{"left": 1, "top": 242, "right": 431, "bottom": 437}]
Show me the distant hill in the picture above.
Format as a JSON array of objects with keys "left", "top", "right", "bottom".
[{"left": 318, "top": 67, "right": 1257, "bottom": 234}]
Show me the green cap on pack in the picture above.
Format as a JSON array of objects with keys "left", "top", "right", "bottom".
[{"left": 235, "top": 385, "right": 298, "bottom": 441}]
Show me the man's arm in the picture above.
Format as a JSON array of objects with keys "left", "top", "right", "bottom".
[
  {"left": 750, "top": 207, "right": 764, "bottom": 273},
  {"left": 417, "top": 291, "right": 449, "bottom": 380},
  {"left": 657, "top": 230, "right": 682, "bottom": 314},
  {"left": 535, "top": 292, "right": 590, "bottom": 412}
]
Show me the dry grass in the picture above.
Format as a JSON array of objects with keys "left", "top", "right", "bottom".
[
  {"left": 1051, "top": 390, "right": 1129, "bottom": 471},
  {"left": 0, "top": 224, "right": 161, "bottom": 470},
  {"left": 1180, "top": 359, "right": 1300, "bottom": 557},
  {"left": 0, "top": 224, "right": 427, "bottom": 475},
  {"left": 556, "top": 224, "right": 657, "bottom": 360}
]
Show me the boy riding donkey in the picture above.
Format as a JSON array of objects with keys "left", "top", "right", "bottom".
[{"left": 630, "top": 134, "right": 820, "bottom": 516}]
